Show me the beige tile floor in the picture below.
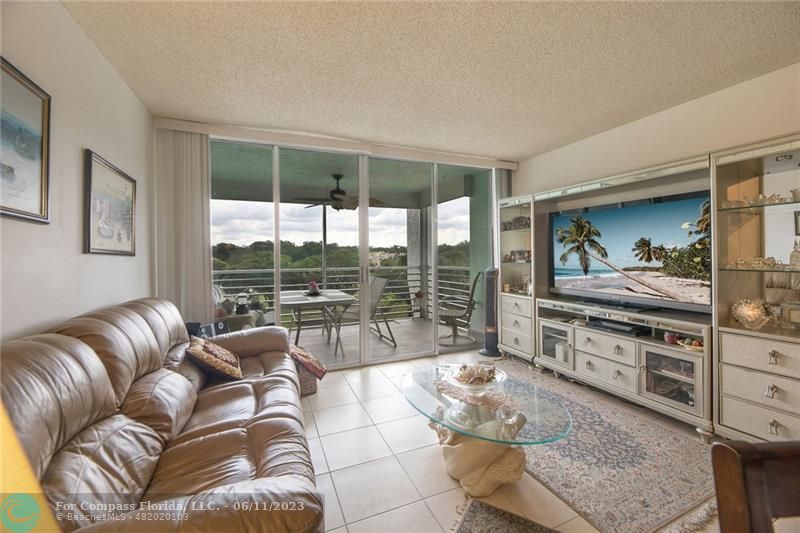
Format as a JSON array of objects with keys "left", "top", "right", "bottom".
[{"left": 304, "top": 351, "right": 726, "bottom": 533}]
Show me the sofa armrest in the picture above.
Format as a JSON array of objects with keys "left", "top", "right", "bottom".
[
  {"left": 80, "top": 476, "right": 324, "bottom": 532},
  {"left": 212, "top": 326, "right": 290, "bottom": 358}
]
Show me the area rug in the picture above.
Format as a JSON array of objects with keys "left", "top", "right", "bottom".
[
  {"left": 453, "top": 499, "right": 556, "bottom": 533},
  {"left": 495, "top": 357, "right": 715, "bottom": 533}
]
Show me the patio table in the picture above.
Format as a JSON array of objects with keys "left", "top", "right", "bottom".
[{"left": 280, "top": 290, "right": 358, "bottom": 352}]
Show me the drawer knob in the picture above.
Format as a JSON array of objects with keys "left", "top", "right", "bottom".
[
  {"left": 583, "top": 337, "right": 592, "bottom": 346},
  {"left": 513, "top": 320, "right": 520, "bottom": 328},
  {"left": 565, "top": 343, "right": 572, "bottom": 353},
  {"left": 585, "top": 360, "right": 594, "bottom": 371},
  {"left": 764, "top": 384, "right": 778, "bottom": 399},
  {"left": 768, "top": 419, "right": 780, "bottom": 436},
  {"left": 612, "top": 369, "right": 622, "bottom": 380},
  {"left": 638, "top": 366, "right": 646, "bottom": 375},
  {"left": 513, "top": 337, "right": 520, "bottom": 345},
  {"left": 614, "top": 344, "right": 623, "bottom": 356},
  {"left": 768, "top": 350, "right": 780, "bottom": 365}
]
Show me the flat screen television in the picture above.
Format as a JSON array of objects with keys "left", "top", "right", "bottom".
[{"left": 549, "top": 191, "right": 711, "bottom": 313}]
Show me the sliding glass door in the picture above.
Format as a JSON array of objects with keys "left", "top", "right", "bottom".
[
  {"left": 279, "top": 148, "right": 361, "bottom": 367},
  {"left": 436, "top": 165, "right": 492, "bottom": 352},
  {"left": 366, "top": 157, "right": 436, "bottom": 363},
  {"left": 210, "top": 140, "right": 277, "bottom": 332},
  {"left": 210, "top": 139, "right": 495, "bottom": 369}
]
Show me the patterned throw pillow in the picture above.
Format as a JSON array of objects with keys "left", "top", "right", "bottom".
[{"left": 186, "top": 336, "right": 242, "bottom": 380}]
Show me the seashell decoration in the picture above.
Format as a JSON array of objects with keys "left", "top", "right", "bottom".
[{"left": 731, "top": 299, "right": 771, "bottom": 330}]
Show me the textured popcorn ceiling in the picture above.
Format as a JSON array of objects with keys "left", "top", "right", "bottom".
[{"left": 63, "top": 1, "right": 800, "bottom": 161}]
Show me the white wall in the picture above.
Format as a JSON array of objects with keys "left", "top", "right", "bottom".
[
  {"left": 516, "top": 63, "right": 800, "bottom": 193},
  {"left": 1, "top": 2, "right": 153, "bottom": 340}
]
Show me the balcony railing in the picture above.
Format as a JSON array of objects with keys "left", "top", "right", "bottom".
[{"left": 212, "top": 265, "right": 473, "bottom": 329}]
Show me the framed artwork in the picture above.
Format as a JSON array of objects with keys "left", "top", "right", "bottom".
[
  {"left": 795, "top": 211, "right": 800, "bottom": 236},
  {"left": 1, "top": 57, "right": 51, "bottom": 223},
  {"left": 84, "top": 149, "right": 136, "bottom": 255}
]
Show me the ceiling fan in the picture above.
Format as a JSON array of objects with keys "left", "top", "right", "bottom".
[{"left": 297, "top": 174, "right": 386, "bottom": 210}]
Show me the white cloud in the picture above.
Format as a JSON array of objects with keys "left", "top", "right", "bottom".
[{"left": 211, "top": 196, "right": 470, "bottom": 248}]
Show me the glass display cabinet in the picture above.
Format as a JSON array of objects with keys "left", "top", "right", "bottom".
[
  {"left": 714, "top": 140, "right": 800, "bottom": 337},
  {"left": 713, "top": 135, "right": 800, "bottom": 442},
  {"left": 498, "top": 195, "right": 533, "bottom": 296},
  {"left": 498, "top": 195, "right": 534, "bottom": 360}
]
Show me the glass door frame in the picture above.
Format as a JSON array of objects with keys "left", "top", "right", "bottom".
[
  {"left": 211, "top": 138, "right": 499, "bottom": 370},
  {"left": 358, "top": 156, "right": 439, "bottom": 366}
]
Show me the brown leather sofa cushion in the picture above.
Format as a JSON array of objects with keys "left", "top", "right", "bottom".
[
  {"left": 50, "top": 298, "right": 191, "bottom": 407},
  {"left": 52, "top": 314, "right": 163, "bottom": 407},
  {"left": 121, "top": 368, "right": 197, "bottom": 443},
  {"left": 80, "top": 479, "right": 324, "bottom": 533},
  {"left": 145, "top": 418, "right": 312, "bottom": 496},
  {"left": 121, "top": 298, "right": 190, "bottom": 354},
  {"left": 172, "top": 371, "right": 303, "bottom": 446},
  {"left": 42, "top": 414, "right": 163, "bottom": 530},
  {"left": 212, "top": 326, "right": 290, "bottom": 358},
  {"left": 0, "top": 334, "right": 116, "bottom": 478},
  {"left": 163, "top": 341, "right": 207, "bottom": 391}
]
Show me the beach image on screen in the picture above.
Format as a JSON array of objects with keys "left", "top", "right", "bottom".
[{"left": 552, "top": 195, "right": 711, "bottom": 306}]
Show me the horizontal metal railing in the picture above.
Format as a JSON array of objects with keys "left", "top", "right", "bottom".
[{"left": 212, "top": 265, "right": 472, "bottom": 329}]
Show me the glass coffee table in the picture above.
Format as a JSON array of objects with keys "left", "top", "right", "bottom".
[{"left": 400, "top": 364, "right": 572, "bottom": 497}]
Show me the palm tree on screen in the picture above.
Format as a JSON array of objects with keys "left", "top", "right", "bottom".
[
  {"left": 632, "top": 237, "right": 655, "bottom": 263},
  {"left": 557, "top": 216, "right": 679, "bottom": 300}
]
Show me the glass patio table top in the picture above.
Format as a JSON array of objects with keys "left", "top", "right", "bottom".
[{"left": 400, "top": 364, "right": 572, "bottom": 445}]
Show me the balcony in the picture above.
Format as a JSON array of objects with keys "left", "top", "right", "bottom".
[{"left": 213, "top": 265, "right": 480, "bottom": 367}]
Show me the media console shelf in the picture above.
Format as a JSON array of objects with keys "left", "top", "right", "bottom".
[{"left": 535, "top": 297, "right": 714, "bottom": 439}]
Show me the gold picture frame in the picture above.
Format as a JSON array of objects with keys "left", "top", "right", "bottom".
[{"left": 1, "top": 57, "right": 51, "bottom": 223}]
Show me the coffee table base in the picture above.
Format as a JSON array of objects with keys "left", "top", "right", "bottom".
[{"left": 429, "top": 421, "right": 526, "bottom": 497}]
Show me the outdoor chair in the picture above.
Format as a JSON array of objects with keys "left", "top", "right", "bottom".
[
  {"left": 438, "top": 271, "right": 482, "bottom": 345},
  {"left": 333, "top": 276, "right": 397, "bottom": 355}
]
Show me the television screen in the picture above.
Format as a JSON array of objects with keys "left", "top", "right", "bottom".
[{"left": 550, "top": 192, "right": 711, "bottom": 312}]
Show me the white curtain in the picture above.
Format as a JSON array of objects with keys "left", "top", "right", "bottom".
[{"left": 154, "top": 129, "right": 213, "bottom": 323}]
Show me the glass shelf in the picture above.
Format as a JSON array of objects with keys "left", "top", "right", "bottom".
[
  {"left": 501, "top": 228, "right": 532, "bottom": 233},
  {"left": 718, "top": 199, "right": 800, "bottom": 212},
  {"left": 719, "top": 266, "right": 800, "bottom": 273}
]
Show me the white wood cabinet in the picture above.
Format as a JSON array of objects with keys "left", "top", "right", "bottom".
[
  {"left": 535, "top": 298, "right": 713, "bottom": 437},
  {"left": 711, "top": 135, "right": 800, "bottom": 442},
  {"left": 498, "top": 195, "right": 535, "bottom": 360}
]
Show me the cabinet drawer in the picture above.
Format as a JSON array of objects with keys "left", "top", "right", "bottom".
[
  {"left": 575, "top": 351, "right": 637, "bottom": 393},
  {"left": 501, "top": 312, "right": 531, "bottom": 335},
  {"left": 720, "top": 332, "right": 800, "bottom": 380},
  {"left": 721, "top": 395, "right": 800, "bottom": 441},
  {"left": 720, "top": 364, "right": 800, "bottom": 416},
  {"left": 502, "top": 328, "right": 532, "bottom": 354},
  {"left": 501, "top": 295, "right": 532, "bottom": 317},
  {"left": 574, "top": 328, "right": 636, "bottom": 366}
]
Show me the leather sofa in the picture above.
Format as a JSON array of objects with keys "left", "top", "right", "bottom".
[{"left": 1, "top": 298, "right": 324, "bottom": 532}]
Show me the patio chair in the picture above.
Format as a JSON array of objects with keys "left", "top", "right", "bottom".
[
  {"left": 334, "top": 276, "right": 397, "bottom": 355},
  {"left": 438, "top": 271, "right": 482, "bottom": 345}
]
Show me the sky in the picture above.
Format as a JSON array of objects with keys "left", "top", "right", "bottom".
[
  {"left": 211, "top": 196, "right": 470, "bottom": 248},
  {"left": 552, "top": 195, "right": 708, "bottom": 270}
]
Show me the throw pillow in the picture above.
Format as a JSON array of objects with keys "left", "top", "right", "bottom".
[{"left": 186, "top": 336, "right": 242, "bottom": 380}]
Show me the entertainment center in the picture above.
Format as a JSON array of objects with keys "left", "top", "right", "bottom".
[{"left": 498, "top": 132, "right": 800, "bottom": 442}]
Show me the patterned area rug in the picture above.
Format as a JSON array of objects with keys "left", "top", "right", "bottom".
[
  {"left": 495, "top": 357, "right": 714, "bottom": 533},
  {"left": 454, "top": 499, "right": 556, "bottom": 533}
]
